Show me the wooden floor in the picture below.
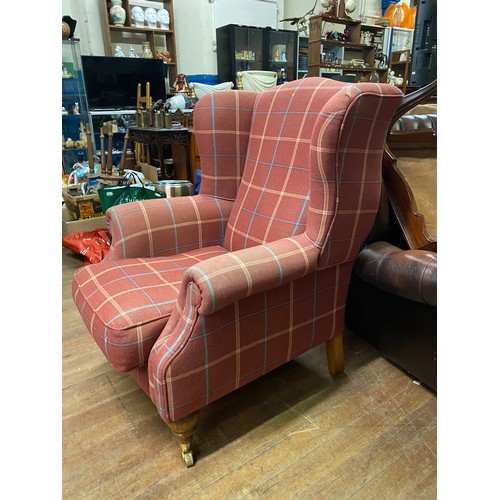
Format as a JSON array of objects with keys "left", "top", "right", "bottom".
[{"left": 62, "top": 248, "right": 437, "bottom": 499}]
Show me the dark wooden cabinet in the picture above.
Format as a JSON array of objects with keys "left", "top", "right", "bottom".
[
  {"left": 216, "top": 24, "right": 298, "bottom": 87},
  {"left": 216, "top": 24, "right": 264, "bottom": 87},
  {"left": 264, "top": 27, "right": 298, "bottom": 83}
]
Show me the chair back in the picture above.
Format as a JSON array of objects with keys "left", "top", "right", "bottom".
[{"left": 224, "top": 78, "right": 403, "bottom": 268}]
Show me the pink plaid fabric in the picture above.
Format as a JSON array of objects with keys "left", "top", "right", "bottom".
[
  {"left": 104, "top": 195, "right": 233, "bottom": 259},
  {"left": 72, "top": 78, "right": 403, "bottom": 425},
  {"left": 73, "top": 246, "right": 228, "bottom": 372},
  {"left": 194, "top": 91, "right": 257, "bottom": 201}
]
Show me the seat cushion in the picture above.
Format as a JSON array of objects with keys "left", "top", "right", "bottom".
[{"left": 72, "top": 246, "right": 228, "bottom": 372}]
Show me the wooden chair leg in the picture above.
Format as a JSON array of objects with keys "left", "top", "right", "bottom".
[
  {"left": 167, "top": 411, "right": 200, "bottom": 467},
  {"left": 326, "top": 335, "right": 344, "bottom": 375}
]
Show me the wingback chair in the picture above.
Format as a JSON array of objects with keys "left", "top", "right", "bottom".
[{"left": 72, "top": 77, "right": 403, "bottom": 467}]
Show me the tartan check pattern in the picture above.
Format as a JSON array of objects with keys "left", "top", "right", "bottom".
[
  {"left": 149, "top": 261, "right": 354, "bottom": 422},
  {"left": 194, "top": 91, "right": 257, "bottom": 201},
  {"left": 72, "top": 246, "right": 228, "bottom": 372},
  {"left": 72, "top": 78, "right": 403, "bottom": 424},
  {"left": 104, "top": 195, "right": 234, "bottom": 259}
]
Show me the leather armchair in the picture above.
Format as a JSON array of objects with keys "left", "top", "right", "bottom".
[
  {"left": 346, "top": 81, "right": 438, "bottom": 391},
  {"left": 72, "top": 78, "right": 403, "bottom": 466}
]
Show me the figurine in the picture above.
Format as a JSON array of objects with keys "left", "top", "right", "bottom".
[
  {"left": 62, "top": 65, "right": 72, "bottom": 78},
  {"left": 155, "top": 50, "right": 171, "bottom": 63},
  {"left": 277, "top": 68, "right": 288, "bottom": 85},
  {"left": 375, "top": 48, "right": 388, "bottom": 68},
  {"left": 71, "top": 102, "right": 80, "bottom": 115},
  {"left": 79, "top": 121, "right": 88, "bottom": 145},
  {"left": 158, "top": 8, "right": 170, "bottom": 29},
  {"left": 129, "top": 47, "right": 138, "bottom": 58},
  {"left": 141, "top": 41, "right": 153, "bottom": 59},
  {"left": 131, "top": 6, "right": 145, "bottom": 27},
  {"left": 114, "top": 45, "right": 125, "bottom": 57},
  {"left": 174, "top": 74, "right": 189, "bottom": 93},
  {"left": 388, "top": 70, "right": 396, "bottom": 85},
  {"left": 144, "top": 7, "right": 158, "bottom": 28},
  {"left": 279, "top": 0, "right": 317, "bottom": 36}
]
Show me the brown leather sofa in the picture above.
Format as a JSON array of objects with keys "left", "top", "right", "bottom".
[{"left": 346, "top": 81, "right": 437, "bottom": 392}]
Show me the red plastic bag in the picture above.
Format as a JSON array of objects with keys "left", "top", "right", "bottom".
[{"left": 62, "top": 229, "right": 111, "bottom": 265}]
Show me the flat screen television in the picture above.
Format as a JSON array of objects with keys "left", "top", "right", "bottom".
[
  {"left": 81, "top": 56, "right": 167, "bottom": 110},
  {"left": 409, "top": 0, "right": 437, "bottom": 86}
]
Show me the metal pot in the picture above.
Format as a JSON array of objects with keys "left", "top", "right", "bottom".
[{"left": 152, "top": 180, "right": 193, "bottom": 197}]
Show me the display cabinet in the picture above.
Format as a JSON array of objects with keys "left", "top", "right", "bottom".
[
  {"left": 264, "top": 27, "right": 298, "bottom": 82},
  {"left": 216, "top": 24, "right": 264, "bottom": 87},
  {"left": 98, "top": 0, "right": 178, "bottom": 92},
  {"left": 216, "top": 25, "right": 298, "bottom": 87},
  {"left": 62, "top": 39, "right": 95, "bottom": 174},
  {"left": 388, "top": 26, "right": 414, "bottom": 54},
  {"left": 307, "top": 12, "right": 388, "bottom": 83},
  {"left": 389, "top": 49, "right": 410, "bottom": 93}
]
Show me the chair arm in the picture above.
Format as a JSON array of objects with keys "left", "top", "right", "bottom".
[
  {"left": 104, "top": 194, "right": 234, "bottom": 260},
  {"left": 353, "top": 241, "right": 437, "bottom": 306},
  {"left": 181, "top": 233, "right": 319, "bottom": 315}
]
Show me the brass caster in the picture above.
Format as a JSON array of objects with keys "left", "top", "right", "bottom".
[{"left": 182, "top": 449, "right": 194, "bottom": 468}]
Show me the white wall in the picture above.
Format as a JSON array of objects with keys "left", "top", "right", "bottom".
[
  {"left": 281, "top": 0, "right": 386, "bottom": 30},
  {"left": 62, "top": 0, "right": 284, "bottom": 76},
  {"left": 61, "top": 1, "right": 411, "bottom": 75}
]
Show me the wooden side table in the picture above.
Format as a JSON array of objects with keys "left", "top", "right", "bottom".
[{"left": 127, "top": 126, "right": 193, "bottom": 183}]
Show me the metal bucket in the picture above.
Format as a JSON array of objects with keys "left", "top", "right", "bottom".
[{"left": 152, "top": 180, "right": 193, "bottom": 197}]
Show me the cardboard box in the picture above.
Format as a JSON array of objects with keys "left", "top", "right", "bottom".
[
  {"left": 62, "top": 206, "right": 107, "bottom": 236},
  {"left": 62, "top": 187, "right": 104, "bottom": 220}
]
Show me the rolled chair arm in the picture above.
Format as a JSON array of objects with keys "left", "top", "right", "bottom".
[
  {"left": 178, "top": 233, "right": 319, "bottom": 316},
  {"left": 353, "top": 241, "right": 437, "bottom": 306},
  {"left": 104, "top": 195, "right": 234, "bottom": 260}
]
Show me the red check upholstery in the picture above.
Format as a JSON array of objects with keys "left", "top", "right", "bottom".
[{"left": 72, "top": 78, "right": 402, "bottom": 458}]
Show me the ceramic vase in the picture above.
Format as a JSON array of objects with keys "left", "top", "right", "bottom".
[
  {"left": 109, "top": 0, "right": 126, "bottom": 27},
  {"left": 142, "top": 42, "right": 153, "bottom": 59}
]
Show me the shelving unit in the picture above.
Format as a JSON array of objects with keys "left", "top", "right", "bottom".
[
  {"left": 62, "top": 39, "right": 95, "bottom": 174},
  {"left": 389, "top": 49, "right": 410, "bottom": 93},
  {"left": 307, "top": 13, "right": 388, "bottom": 83},
  {"left": 98, "top": 0, "right": 178, "bottom": 91}
]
